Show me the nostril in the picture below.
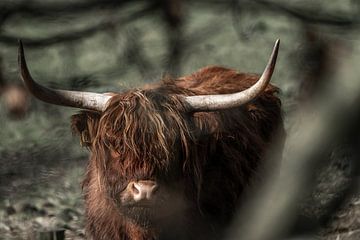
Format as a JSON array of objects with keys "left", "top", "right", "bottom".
[
  {"left": 131, "top": 182, "right": 140, "bottom": 195},
  {"left": 126, "top": 180, "right": 158, "bottom": 202},
  {"left": 151, "top": 184, "right": 158, "bottom": 194},
  {"left": 138, "top": 181, "right": 158, "bottom": 199}
]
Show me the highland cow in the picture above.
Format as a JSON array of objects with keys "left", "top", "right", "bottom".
[{"left": 18, "top": 40, "right": 284, "bottom": 240}]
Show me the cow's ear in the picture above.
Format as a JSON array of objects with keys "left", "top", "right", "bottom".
[{"left": 71, "top": 111, "right": 101, "bottom": 147}]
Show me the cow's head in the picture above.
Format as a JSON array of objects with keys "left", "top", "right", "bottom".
[{"left": 18, "top": 40, "right": 279, "bottom": 225}]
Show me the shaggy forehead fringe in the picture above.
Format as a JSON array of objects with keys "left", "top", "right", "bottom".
[{"left": 92, "top": 87, "right": 193, "bottom": 174}]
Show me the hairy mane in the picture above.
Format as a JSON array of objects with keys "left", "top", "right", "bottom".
[{"left": 96, "top": 88, "right": 192, "bottom": 176}]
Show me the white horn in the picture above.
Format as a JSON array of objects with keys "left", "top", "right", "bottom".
[
  {"left": 183, "top": 39, "right": 280, "bottom": 111},
  {"left": 18, "top": 40, "right": 112, "bottom": 112}
]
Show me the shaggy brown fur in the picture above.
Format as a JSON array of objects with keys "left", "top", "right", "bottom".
[{"left": 71, "top": 66, "right": 284, "bottom": 240}]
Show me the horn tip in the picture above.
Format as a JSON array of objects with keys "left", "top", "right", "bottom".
[
  {"left": 18, "top": 39, "right": 24, "bottom": 53},
  {"left": 274, "top": 39, "right": 280, "bottom": 51},
  {"left": 18, "top": 39, "right": 25, "bottom": 65},
  {"left": 270, "top": 39, "right": 280, "bottom": 65}
]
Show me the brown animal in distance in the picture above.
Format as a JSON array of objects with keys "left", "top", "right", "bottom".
[
  {"left": 18, "top": 40, "right": 284, "bottom": 240},
  {"left": 0, "top": 56, "right": 29, "bottom": 119}
]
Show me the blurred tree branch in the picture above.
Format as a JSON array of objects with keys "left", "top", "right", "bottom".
[
  {"left": 252, "top": 0, "right": 359, "bottom": 27},
  {"left": 195, "top": 0, "right": 360, "bottom": 27},
  {"left": 0, "top": 0, "right": 133, "bottom": 19},
  {"left": 0, "top": 2, "right": 159, "bottom": 47}
]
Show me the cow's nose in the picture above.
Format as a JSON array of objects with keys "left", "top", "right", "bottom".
[{"left": 128, "top": 180, "right": 158, "bottom": 202}]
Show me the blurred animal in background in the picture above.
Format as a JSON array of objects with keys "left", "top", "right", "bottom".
[
  {"left": 18, "top": 40, "right": 284, "bottom": 240},
  {"left": 0, "top": 57, "right": 30, "bottom": 119}
]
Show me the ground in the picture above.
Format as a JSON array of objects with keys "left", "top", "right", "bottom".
[{"left": 0, "top": 156, "right": 359, "bottom": 239}]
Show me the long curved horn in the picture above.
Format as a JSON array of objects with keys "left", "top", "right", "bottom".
[
  {"left": 18, "top": 40, "right": 112, "bottom": 112},
  {"left": 183, "top": 39, "right": 280, "bottom": 112}
]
